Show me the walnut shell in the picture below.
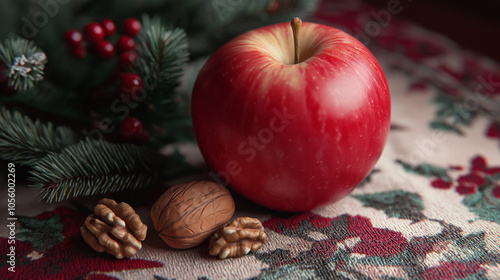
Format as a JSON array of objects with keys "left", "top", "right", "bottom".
[{"left": 151, "top": 181, "right": 235, "bottom": 249}]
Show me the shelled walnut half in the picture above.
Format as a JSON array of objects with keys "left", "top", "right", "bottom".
[
  {"left": 81, "top": 198, "right": 147, "bottom": 259},
  {"left": 209, "top": 217, "right": 266, "bottom": 259}
]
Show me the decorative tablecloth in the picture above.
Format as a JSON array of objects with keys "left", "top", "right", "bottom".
[{"left": 2, "top": 0, "right": 500, "bottom": 279}]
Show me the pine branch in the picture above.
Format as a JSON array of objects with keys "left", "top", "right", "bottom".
[
  {"left": 0, "top": 82, "right": 90, "bottom": 124},
  {"left": 135, "top": 15, "right": 189, "bottom": 107},
  {"left": 0, "top": 108, "right": 78, "bottom": 166},
  {"left": 207, "top": 0, "right": 319, "bottom": 25},
  {"left": 29, "top": 139, "right": 166, "bottom": 202},
  {"left": 187, "top": 0, "right": 320, "bottom": 56},
  {"left": 0, "top": 36, "right": 47, "bottom": 91}
]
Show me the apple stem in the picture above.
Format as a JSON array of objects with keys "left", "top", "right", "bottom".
[{"left": 291, "top": 17, "right": 302, "bottom": 64}]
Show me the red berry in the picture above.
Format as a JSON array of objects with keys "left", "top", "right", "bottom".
[
  {"left": 120, "top": 73, "right": 143, "bottom": 97},
  {"left": 94, "top": 40, "right": 115, "bottom": 60},
  {"left": 69, "top": 45, "right": 87, "bottom": 59},
  {"left": 63, "top": 29, "right": 83, "bottom": 46},
  {"left": 123, "top": 18, "right": 141, "bottom": 37},
  {"left": 100, "top": 18, "right": 116, "bottom": 37},
  {"left": 118, "top": 50, "right": 139, "bottom": 69},
  {"left": 83, "top": 22, "right": 105, "bottom": 43},
  {"left": 121, "top": 117, "right": 143, "bottom": 139},
  {"left": 116, "top": 35, "right": 136, "bottom": 53}
]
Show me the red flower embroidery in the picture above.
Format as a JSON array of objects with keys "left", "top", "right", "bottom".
[
  {"left": 431, "top": 178, "right": 453, "bottom": 189},
  {"left": 492, "top": 186, "right": 500, "bottom": 199},
  {"left": 265, "top": 214, "right": 409, "bottom": 259},
  {"left": 486, "top": 122, "right": 500, "bottom": 138},
  {"left": 471, "top": 156, "right": 500, "bottom": 175},
  {"left": 420, "top": 261, "right": 481, "bottom": 280},
  {"left": 0, "top": 207, "right": 162, "bottom": 279},
  {"left": 456, "top": 174, "right": 486, "bottom": 194},
  {"left": 429, "top": 155, "right": 500, "bottom": 196},
  {"left": 456, "top": 185, "right": 477, "bottom": 195}
]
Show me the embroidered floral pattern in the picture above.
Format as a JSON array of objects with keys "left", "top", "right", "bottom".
[
  {"left": 2, "top": 0, "right": 500, "bottom": 279},
  {"left": 0, "top": 207, "right": 162, "bottom": 279}
]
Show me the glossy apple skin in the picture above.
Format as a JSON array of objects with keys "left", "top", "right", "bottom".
[{"left": 191, "top": 21, "right": 390, "bottom": 212}]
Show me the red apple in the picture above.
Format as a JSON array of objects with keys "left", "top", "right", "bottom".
[{"left": 191, "top": 19, "right": 391, "bottom": 212}]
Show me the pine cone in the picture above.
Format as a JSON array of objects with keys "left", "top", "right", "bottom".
[
  {"left": 209, "top": 217, "right": 266, "bottom": 259},
  {"left": 81, "top": 198, "right": 147, "bottom": 259}
]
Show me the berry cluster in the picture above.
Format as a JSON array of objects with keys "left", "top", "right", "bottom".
[
  {"left": 64, "top": 18, "right": 147, "bottom": 143},
  {"left": 118, "top": 71, "right": 145, "bottom": 142},
  {"left": 63, "top": 17, "right": 141, "bottom": 65}
]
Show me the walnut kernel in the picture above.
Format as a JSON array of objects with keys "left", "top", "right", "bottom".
[
  {"left": 209, "top": 217, "right": 266, "bottom": 259},
  {"left": 81, "top": 198, "right": 147, "bottom": 259}
]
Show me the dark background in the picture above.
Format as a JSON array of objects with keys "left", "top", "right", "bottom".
[{"left": 366, "top": 0, "right": 500, "bottom": 63}]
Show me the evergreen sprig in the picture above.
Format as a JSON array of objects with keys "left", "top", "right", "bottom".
[
  {"left": 0, "top": 0, "right": 320, "bottom": 203},
  {"left": 0, "top": 108, "right": 78, "bottom": 165},
  {"left": 186, "top": 0, "right": 320, "bottom": 56},
  {"left": 209, "top": 0, "right": 319, "bottom": 24},
  {"left": 135, "top": 15, "right": 189, "bottom": 106},
  {"left": 0, "top": 36, "right": 47, "bottom": 91},
  {"left": 29, "top": 139, "right": 165, "bottom": 202}
]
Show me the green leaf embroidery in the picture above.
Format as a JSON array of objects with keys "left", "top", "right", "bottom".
[
  {"left": 429, "top": 94, "right": 476, "bottom": 135},
  {"left": 430, "top": 120, "right": 463, "bottom": 135},
  {"left": 16, "top": 215, "right": 65, "bottom": 253},
  {"left": 358, "top": 169, "right": 381, "bottom": 187},
  {"left": 396, "top": 160, "right": 452, "bottom": 182},
  {"left": 462, "top": 187, "right": 500, "bottom": 224},
  {"left": 352, "top": 191, "right": 425, "bottom": 222}
]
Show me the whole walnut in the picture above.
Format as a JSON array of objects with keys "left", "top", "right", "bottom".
[{"left": 151, "top": 181, "right": 235, "bottom": 249}]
